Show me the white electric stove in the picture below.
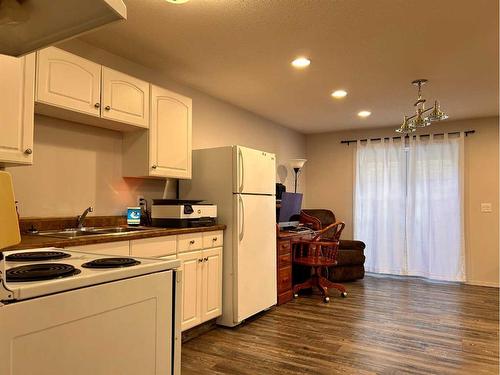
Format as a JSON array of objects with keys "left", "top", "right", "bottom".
[{"left": 0, "top": 247, "right": 182, "bottom": 375}]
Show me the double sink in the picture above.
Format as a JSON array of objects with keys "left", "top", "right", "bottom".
[{"left": 37, "top": 226, "right": 153, "bottom": 239}]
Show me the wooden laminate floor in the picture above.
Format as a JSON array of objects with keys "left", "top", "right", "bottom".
[{"left": 182, "top": 275, "right": 499, "bottom": 375}]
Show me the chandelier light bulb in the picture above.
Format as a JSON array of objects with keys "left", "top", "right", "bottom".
[
  {"left": 428, "top": 100, "right": 449, "bottom": 121},
  {"left": 413, "top": 108, "right": 431, "bottom": 127},
  {"left": 395, "top": 116, "right": 416, "bottom": 134}
]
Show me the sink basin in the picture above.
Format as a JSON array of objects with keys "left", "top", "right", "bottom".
[{"left": 37, "top": 227, "right": 152, "bottom": 239}]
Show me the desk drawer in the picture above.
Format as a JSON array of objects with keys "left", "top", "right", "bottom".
[
  {"left": 278, "top": 252, "right": 291, "bottom": 268},
  {"left": 178, "top": 233, "right": 203, "bottom": 253},
  {"left": 278, "top": 240, "right": 291, "bottom": 255},
  {"left": 278, "top": 266, "right": 292, "bottom": 293}
]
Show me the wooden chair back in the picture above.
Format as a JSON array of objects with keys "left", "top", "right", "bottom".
[{"left": 294, "top": 221, "right": 345, "bottom": 264}]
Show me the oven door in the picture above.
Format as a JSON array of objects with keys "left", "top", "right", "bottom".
[{"left": 0, "top": 270, "right": 175, "bottom": 375}]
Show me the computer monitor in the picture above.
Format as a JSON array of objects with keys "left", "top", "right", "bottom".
[{"left": 278, "top": 192, "right": 303, "bottom": 229}]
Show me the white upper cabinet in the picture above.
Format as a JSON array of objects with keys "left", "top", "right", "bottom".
[
  {"left": 32, "top": 47, "right": 193, "bottom": 176},
  {"left": 150, "top": 85, "right": 192, "bottom": 179},
  {"left": 101, "top": 67, "right": 149, "bottom": 128},
  {"left": 122, "top": 85, "right": 192, "bottom": 179},
  {"left": 0, "top": 54, "right": 35, "bottom": 166},
  {"left": 36, "top": 47, "right": 101, "bottom": 117},
  {"left": 34, "top": 47, "right": 150, "bottom": 132}
]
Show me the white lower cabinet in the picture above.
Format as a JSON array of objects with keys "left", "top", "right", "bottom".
[
  {"left": 179, "top": 246, "right": 222, "bottom": 332},
  {"left": 65, "top": 230, "right": 223, "bottom": 333},
  {"left": 201, "top": 247, "right": 222, "bottom": 322},
  {"left": 178, "top": 250, "right": 203, "bottom": 331}
]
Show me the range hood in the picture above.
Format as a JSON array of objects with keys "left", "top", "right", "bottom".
[{"left": 0, "top": 0, "right": 126, "bottom": 57}]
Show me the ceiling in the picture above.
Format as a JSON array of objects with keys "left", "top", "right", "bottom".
[{"left": 81, "top": 0, "right": 499, "bottom": 134}]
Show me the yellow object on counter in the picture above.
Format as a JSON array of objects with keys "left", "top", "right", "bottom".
[{"left": 0, "top": 171, "right": 21, "bottom": 250}]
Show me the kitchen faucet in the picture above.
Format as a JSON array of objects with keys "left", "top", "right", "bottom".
[{"left": 76, "top": 206, "right": 94, "bottom": 229}]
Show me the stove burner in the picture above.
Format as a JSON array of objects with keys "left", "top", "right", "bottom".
[
  {"left": 6, "top": 251, "right": 71, "bottom": 262},
  {"left": 6, "top": 263, "right": 81, "bottom": 282},
  {"left": 82, "top": 257, "right": 141, "bottom": 269}
]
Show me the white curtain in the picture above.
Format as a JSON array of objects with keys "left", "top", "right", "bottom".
[
  {"left": 354, "top": 139, "right": 407, "bottom": 275},
  {"left": 406, "top": 134, "right": 465, "bottom": 281},
  {"left": 354, "top": 133, "right": 465, "bottom": 282}
]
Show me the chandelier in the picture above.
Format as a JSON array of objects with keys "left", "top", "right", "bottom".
[{"left": 396, "top": 79, "right": 449, "bottom": 134}]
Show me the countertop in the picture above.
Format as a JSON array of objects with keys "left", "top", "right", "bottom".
[{"left": 6, "top": 225, "right": 226, "bottom": 251}]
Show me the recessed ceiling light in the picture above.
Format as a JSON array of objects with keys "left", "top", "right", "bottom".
[
  {"left": 331, "top": 90, "right": 347, "bottom": 99},
  {"left": 165, "top": 0, "right": 189, "bottom": 3},
  {"left": 358, "top": 110, "right": 371, "bottom": 118},
  {"left": 291, "top": 57, "right": 311, "bottom": 69}
]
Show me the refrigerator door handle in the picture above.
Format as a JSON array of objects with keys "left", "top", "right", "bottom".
[
  {"left": 239, "top": 195, "right": 245, "bottom": 241},
  {"left": 238, "top": 147, "right": 245, "bottom": 193}
]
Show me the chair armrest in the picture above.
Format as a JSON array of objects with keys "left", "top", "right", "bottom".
[
  {"left": 312, "top": 221, "right": 345, "bottom": 241},
  {"left": 299, "top": 211, "right": 322, "bottom": 230}
]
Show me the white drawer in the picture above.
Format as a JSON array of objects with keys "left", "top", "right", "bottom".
[
  {"left": 177, "top": 233, "right": 203, "bottom": 253},
  {"left": 67, "top": 241, "right": 130, "bottom": 256},
  {"left": 202, "top": 231, "right": 224, "bottom": 248},
  {"left": 130, "top": 236, "right": 177, "bottom": 257}
]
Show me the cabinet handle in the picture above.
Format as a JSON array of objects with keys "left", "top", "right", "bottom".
[
  {"left": 94, "top": 103, "right": 100, "bottom": 108},
  {"left": 204, "top": 257, "right": 208, "bottom": 262},
  {"left": 198, "top": 258, "right": 203, "bottom": 263},
  {"left": 151, "top": 165, "right": 157, "bottom": 169},
  {"left": 212, "top": 237, "right": 217, "bottom": 241},
  {"left": 189, "top": 240, "right": 195, "bottom": 245},
  {"left": 24, "top": 148, "right": 32, "bottom": 155},
  {"left": 104, "top": 105, "right": 111, "bottom": 111}
]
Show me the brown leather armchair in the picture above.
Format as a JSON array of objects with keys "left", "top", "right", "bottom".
[{"left": 299, "top": 209, "right": 365, "bottom": 282}]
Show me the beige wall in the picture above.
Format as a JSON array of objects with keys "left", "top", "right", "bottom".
[
  {"left": 6, "top": 40, "right": 306, "bottom": 218},
  {"left": 305, "top": 117, "right": 499, "bottom": 287}
]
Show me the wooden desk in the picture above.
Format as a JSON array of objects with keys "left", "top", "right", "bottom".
[{"left": 276, "top": 229, "right": 314, "bottom": 305}]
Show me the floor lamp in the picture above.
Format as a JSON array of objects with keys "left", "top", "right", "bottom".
[{"left": 289, "top": 159, "right": 307, "bottom": 193}]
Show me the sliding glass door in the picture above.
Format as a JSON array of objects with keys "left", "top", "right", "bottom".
[{"left": 354, "top": 134, "right": 465, "bottom": 282}]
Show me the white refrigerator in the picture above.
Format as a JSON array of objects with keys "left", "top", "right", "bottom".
[{"left": 180, "top": 145, "right": 277, "bottom": 327}]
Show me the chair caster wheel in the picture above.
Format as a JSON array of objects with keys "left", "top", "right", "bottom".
[
  {"left": 341, "top": 292, "right": 347, "bottom": 298},
  {"left": 323, "top": 296, "right": 330, "bottom": 303},
  {"left": 293, "top": 293, "right": 299, "bottom": 299}
]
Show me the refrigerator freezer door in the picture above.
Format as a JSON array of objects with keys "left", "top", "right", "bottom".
[
  {"left": 233, "top": 194, "right": 277, "bottom": 323},
  {"left": 233, "top": 146, "right": 276, "bottom": 195}
]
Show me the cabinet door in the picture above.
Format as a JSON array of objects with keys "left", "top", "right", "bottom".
[
  {"left": 178, "top": 250, "right": 202, "bottom": 331},
  {"left": 201, "top": 247, "right": 222, "bottom": 322},
  {"left": 36, "top": 47, "right": 101, "bottom": 116},
  {"left": 150, "top": 85, "right": 192, "bottom": 179},
  {"left": 101, "top": 67, "right": 150, "bottom": 128},
  {"left": 0, "top": 54, "right": 35, "bottom": 165}
]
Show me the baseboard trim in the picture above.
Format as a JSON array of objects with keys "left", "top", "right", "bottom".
[
  {"left": 466, "top": 280, "right": 500, "bottom": 288},
  {"left": 182, "top": 319, "right": 218, "bottom": 343}
]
